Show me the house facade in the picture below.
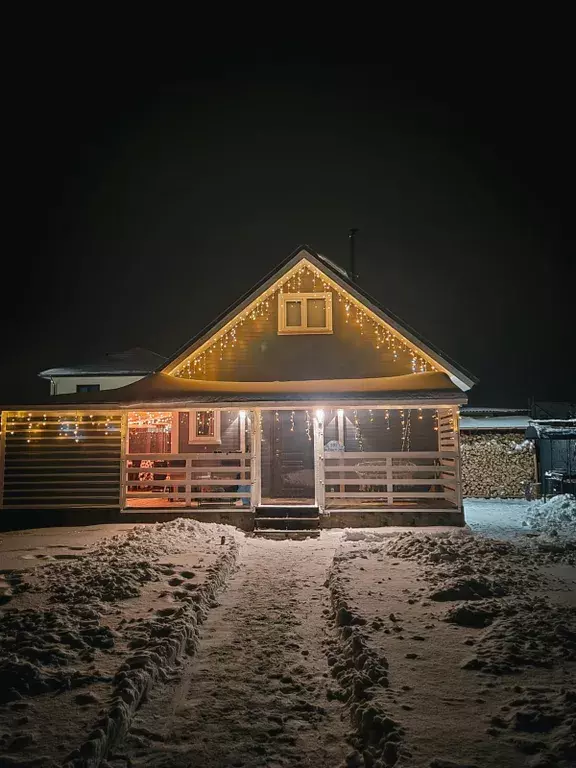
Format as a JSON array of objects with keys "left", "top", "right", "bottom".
[{"left": 0, "top": 246, "right": 476, "bottom": 531}]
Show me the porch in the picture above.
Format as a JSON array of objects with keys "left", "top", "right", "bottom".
[{"left": 123, "top": 406, "right": 462, "bottom": 520}]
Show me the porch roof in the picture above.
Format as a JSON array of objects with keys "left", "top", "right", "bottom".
[{"left": 4, "top": 371, "right": 467, "bottom": 410}]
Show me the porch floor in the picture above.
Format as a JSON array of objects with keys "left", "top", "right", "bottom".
[{"left": 325, "top": 498, "right": 458, "bottom": 511}]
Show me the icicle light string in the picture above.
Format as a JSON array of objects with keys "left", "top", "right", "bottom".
[
  {"left": 6, "top": 412, "right": 121, "bottom": 443},
  {"left": 305, "top": 410, "right": 312, "bottom": 441},
  {"left": 171, "top": 262, "right": 434, "bottom": 378}
]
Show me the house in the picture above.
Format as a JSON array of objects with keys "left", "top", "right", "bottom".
[
  {"left": 38, "top": 348, "right": 167, "bottom": 395},
  {"left": 0, "top": 246, "right": 477, "bottom": 532}
]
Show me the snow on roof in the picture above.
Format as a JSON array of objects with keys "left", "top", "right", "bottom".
[
  {"left": 460, "top": 407, "right": 530, "bottom": 416},
  {"left": 460, "top": 415, "right": 531, "bottom": 430},
  {"left": 38, "top": 348, "right": 167, "bottom": 378},
  {"left": 11, "top": 371, "right": 467, "bottom": 409},
  {"left": 315, "top": 251, "right": 350, "bottom": 279},
  {"left": 525, "top": 420, "right": 576, "bottom": 440}
]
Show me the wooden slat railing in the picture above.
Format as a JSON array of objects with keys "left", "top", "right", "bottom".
[
  {"left": 324, "top": 451, "right": 459, "bottom": 506},
  {"left": 124, "top": 452, "right": 252, "bottom": 507}
]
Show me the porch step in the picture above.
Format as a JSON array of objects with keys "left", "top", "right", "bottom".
[
  {"left": 253, "top": 529, "right": 321, "bottom": 540},
  {"left": 255, "top": 505, "right": 320, "bottom": 519},
  {"left": 254, "top": 505, "right": 320, "bottom": 532}
]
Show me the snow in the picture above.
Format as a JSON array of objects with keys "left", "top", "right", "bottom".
[
  {"left": 0, "top": 519, "right": 240, "bottom": 766},
  {"left": 522, "top": 493, "right": 576, "bottom": 537},
  {"left": 1, "top": 511, "right": 576, "bottom": 767}
]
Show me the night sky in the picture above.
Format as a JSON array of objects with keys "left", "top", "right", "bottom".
[{"left": 5, "top": 39, "right": 574, "bottom": 407}]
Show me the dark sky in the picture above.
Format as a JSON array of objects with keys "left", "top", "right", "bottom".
[{"left": 5, "top": 37, "right": 574, "bottom": 407}]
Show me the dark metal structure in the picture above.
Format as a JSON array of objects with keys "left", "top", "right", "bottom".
[{"left": 525, "top": 420, "right": 576, "bottom": 498}]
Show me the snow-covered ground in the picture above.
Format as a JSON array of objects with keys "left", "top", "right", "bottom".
[
  {"left": 1, "top": 496, "right": 575, "bottom": 767},
  {"left": 464, "top": 498, "right": 532, "bottom": 539},
  {"left": 465, "top": 494, "right": 576, "bottom": 543},
  {"left": 0, "top": 520, "right": 240, "bottom": 766}
]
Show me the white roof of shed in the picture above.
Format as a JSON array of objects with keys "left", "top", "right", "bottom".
[{"left": 460, "top": 415, "right": 531, "bottom": 430}]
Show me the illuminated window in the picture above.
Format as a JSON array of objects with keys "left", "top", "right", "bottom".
[
  {"left": 278, "top": 293, "right": 333, "bottom": 334},
  {"left": 189, "top": 410, "right": 221, "bottom": 443}
]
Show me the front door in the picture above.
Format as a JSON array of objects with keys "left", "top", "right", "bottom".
[{"left": 261, "top": 410, "right": 315, "bottom": 504}]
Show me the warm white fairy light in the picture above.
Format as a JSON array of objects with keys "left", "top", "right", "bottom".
[
  {"left": 169, "top": 260, "right": 436, "bottom": 379},
  {"left": 5, "top": 411, "right": 121, "bottom": 443}
]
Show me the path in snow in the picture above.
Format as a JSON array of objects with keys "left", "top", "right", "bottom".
[{"left": 118, "top": 534, "right": 349, "bottom": 768}]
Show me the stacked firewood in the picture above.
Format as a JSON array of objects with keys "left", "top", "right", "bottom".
[{"left": 461, "top": 432, "right": 536, "bottom": 498}]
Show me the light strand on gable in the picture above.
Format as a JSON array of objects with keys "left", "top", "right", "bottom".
[{"left": 170, "top": 262, "right": 435, "bottom": 378}]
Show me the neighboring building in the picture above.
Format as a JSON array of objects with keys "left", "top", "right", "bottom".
[
  {"left": 0, "top": 246, "right": 477, "bottom": 531},
  {"left": 459, "top": 407, "right": 537, "bottom": 498},
  {"left": 38, "top": 348, "right": 167, "bottom": 395},
  {"left": 525, "top": 420, "right": 576, "bottom": 498}
]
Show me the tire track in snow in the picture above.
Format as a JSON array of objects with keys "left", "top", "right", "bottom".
[{"left": 115, "top": 535, "right": 349, "bottom": 768}]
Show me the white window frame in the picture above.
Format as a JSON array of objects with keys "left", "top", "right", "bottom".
[
  {"left": 278, "top": 292, "right": 333, "bottom": 334},
  {"left": 188, "top": 409, "right": 221, "bottom": 444}
]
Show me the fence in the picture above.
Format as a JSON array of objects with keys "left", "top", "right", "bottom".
[
  {"left": 124, "top": 453, "right": 252, "bottom": 507},
  {"left": 324, "top": 450, "right": 459, "bottom": 506}
]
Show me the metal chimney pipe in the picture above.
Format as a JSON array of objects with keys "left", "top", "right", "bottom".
[{"left": 348, "top": 228, "right": 359, "bottom": 281}]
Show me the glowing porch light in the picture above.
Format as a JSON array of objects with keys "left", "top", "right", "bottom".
[
  {"left": 337, "top": 409, "right": 344, "bottom": 418},
  {"left": 315, "top": 409, "right": 324, "bottom": 422},
  {"left": 239, "top": 410, "right": 246, "bottom": 418}
]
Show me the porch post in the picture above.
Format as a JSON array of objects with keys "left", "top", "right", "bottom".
[
  {"left": 251, "top": 409, "right": 262, "bottom": 508},
  {"left": 313, "top": 410, "right": 325, "bottom": 511},
  {"left": 119, "top": 412, "right": 128, "bottom": 510}
]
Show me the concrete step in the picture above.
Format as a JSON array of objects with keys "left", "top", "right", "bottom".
[
  {"left": 254, "top": 517, "right": 320, "bottom": 531},
  {"left": 255, "top": 505, "right": 320, "bottom": 520},
  {"left": 253, "top": 529, "right": 321, "bottom": 540}
]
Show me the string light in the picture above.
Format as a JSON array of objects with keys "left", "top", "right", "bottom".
[
  {"left": 352, "top": 409, "right": 364, "bottom": 451},
  {"left": 170, "top": 260, "right": 435, "bottom": 379},
  {"left": 4, "top": 411, "right": 121, "bottom": 443}
]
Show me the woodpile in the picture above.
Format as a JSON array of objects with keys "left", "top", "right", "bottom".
[{"left": 461, "top": 431, "right": 536, "bottom": 498}]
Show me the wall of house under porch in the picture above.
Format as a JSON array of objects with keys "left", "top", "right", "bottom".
[
  {"left": 0, "top": 410, "right": 124, "bottom": 529},
  {"left": 176, "top": 411, "right": 251, "bottom": 454},
  {"left": 323, "top": 407, "right": 438, "bottom": 452}
]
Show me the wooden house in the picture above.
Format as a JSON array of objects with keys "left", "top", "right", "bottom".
[{"left": 0, "top": 246, "right": 477, "bottom": 532}]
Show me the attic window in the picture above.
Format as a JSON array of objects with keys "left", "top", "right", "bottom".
[
  {"left": 278, "top": 293, "right": 333, "bottom": 334},
  {"left": 189, "top": 410, "right": 221, "bottom": 443}
]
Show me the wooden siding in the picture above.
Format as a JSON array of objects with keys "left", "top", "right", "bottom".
[
  {"left": 323, "top": 408, "right": 438, "bottom": 452},
  {"left": 185, "top": 273, "right": 417, "bottom": 381},
  {"left": 176, "top": 411, "right": 250, "bottom": 454},
  {"left": 1, "top": 412, "right": 123, "bottom": 509}
]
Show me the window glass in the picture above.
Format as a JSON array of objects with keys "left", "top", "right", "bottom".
[
  {"left": 285, "top": 300, "right": 302, "bottom": 327},
  {"left": 76, "top": 384, "right": 100, "bottom": 393},
  {"left": 307, "top": 298, "right": 326, "bottom": 328},
  {"left": 195, "top": 411, "right": 214, "bottom": 437}
]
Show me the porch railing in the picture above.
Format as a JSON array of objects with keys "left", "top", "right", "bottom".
[
  {"left": 324, "top": 451, "right": 459, "bottom": 506},
  {"left": 124, "top": 453, "right": 252, "bottom": 507}
]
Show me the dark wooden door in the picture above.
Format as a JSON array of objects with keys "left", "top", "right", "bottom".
[{"left": 264, "top": 411, "right": 315, "bottom": 501}]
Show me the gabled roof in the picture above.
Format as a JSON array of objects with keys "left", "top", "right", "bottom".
[
  {"left": 161, "top": 245, "right": 477, "bottom": 391},
  {"left": 39, "top": 347, "right": 166, "bottom": 378}
]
